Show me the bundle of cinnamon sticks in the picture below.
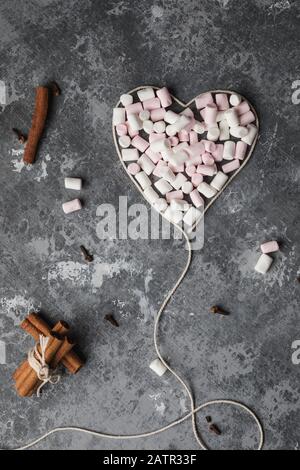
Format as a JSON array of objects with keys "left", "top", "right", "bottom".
[{"left": 13, "top": 312, "right": 84, "bottom": 397}]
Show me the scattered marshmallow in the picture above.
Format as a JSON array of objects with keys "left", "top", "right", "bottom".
[
  {"left": 255, "top": 254, "right": 273, "bottom": 274},
  {"left": 64, "top": 177, "right": 82, "bottom": 191},
  {"left": 149, "top": 358, "right": 167, "bottom": 376},
  {"left": 260, "top": 241, "right": 279, "bottom": 254},
  {"left": 62, "top": 199, "right": 82, "bottom": 214}
]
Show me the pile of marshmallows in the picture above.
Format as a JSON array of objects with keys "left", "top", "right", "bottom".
[
  {"left": 113, "top": 86, "right": 257, "bottom": 227},
  {"left": 62, "top": 178, "right": 83, "bottom": 214}
]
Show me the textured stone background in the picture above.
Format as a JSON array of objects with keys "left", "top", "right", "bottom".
[{"left": 0, "top": 0, "right": 299, "bottom": 450}]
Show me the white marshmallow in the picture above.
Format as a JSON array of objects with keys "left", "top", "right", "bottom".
[
  {"left": 168, "top": 151, "right": 189, "bottom": 166},
  {"left": 137, "top": 87, "right": 155, "bottom": 101},
  {"left": 171, "top": 173, "right": 187, "bottom": 190},
  {"left": 164, "top": 207, "right": 184, "bottom": 224},
  {"left": 255, "top": 253, "right": 273, "bottom": 274},
  {"left": 225, "top": 108, "right": 240, "bottom": 127},
  {"left": 122, "top": 148, "right": 139, "bottom": 161},
  {"left": 149, "top": 358, "right": 167, "bottom": 377},
  {"left": 135, "top": 171, "right": 152, "bottom": 189},
  {"left": 150, "top": 138, "right": 170, "bottom": 153},
  {"left": 193, "top": 121, "right": 206, "bottom": 134},
  {"left": 210, "top": 172, "right": 228, "bottom": 191},
  {"left": 153, "top": 120, "right": 166, "bottom": 133},
  {"left": 166, "top": 115, "right": 190, "bottom": 136},
  {"left": 229, "top": 93, "right": 242, "bottom": 106},
  {"left": 120, "top": 94, "right": 133, "bottom": 107},
  {"left": 229, "top": 126, "right": 248, "bottom": 138},
  {"left": 160, "top": 166, "right": 176, "bottom": 183},
  {"left": 182, "top": 181, "right": 193, "bottom": 194},
  {"left": 154, "top": 178, "right": 173, "bottom": 195},
  {"left": 143, "top": 119, "right": 154, "bottom": 134},
  {"left": 170, "top": 199, "right": 190, "bottom": 212},
  {"left": 216, "top": 111, "right": 226, "bottom": 122},
  {"left": 219, "top": 119, "right": 230, "bottom": 140},
  {"left": 64, "top": 177, "right": 82, "bottom": 191},
  {"left": 197, "top": 182, "right": 217, "bottom": 198},
  {"left": 172, "top": 142, "right": 189, "bottom": 153},
  {"left": 128, "top": 113, "right": 143, "bottom": 131},
  {"left": 139, "top": 110, "right": 150, "bottom": 121},
  {"left": 183, "top": 207, "right": 201, "bottom": 226},
  {"left": 62, "top": 199, "right": 82, "bottom": 214},
  {"left": 153, "top": 198, "right": 168, "bottom": 212},
  {"left": 144, "top": 186, "right": 159, "bottom": 204},
  {"left": 242, "top": 124, "right": 258, "bottom": 145},
  {"left": 138, "top": 154, "right": 155, "bottom": 175},
  {"left": 113, "top": 107, "right": 126, "bottom": 125},
  {"left": 207, "top": 126, "right": 220, "bottom": 142},
  {"left": 223, "top": 141, "right": 235, "bottom": 160},
  {"left": 164, "top": 110, "right": 180, "bottom": 124},
  {"left": 118, "top": 135, "right": 131, "bottom": 148}
]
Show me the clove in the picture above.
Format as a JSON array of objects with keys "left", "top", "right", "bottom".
[
  {"left": 210, "top": 305, "right": 229, "bottom": 316},
  {"left": 12, "top": 128, "right": 27, "bottom": 144},
  {"left": 205, "top": 416, "right": 212, "bottom": 423},
  {"left": 50, "top": 81, "right": 61, "bottom": 96},
  {"left": 209, "top": 423, "right": 222, "bottom": 436},
  {"left": 105, "top": 314, "right": 119, "bottom": 328},
  {"left": 80, "top": 245, "right": 93, "bottom": 263}
]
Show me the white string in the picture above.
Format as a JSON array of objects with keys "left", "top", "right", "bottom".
[
  {"left": 27, "top": 334, "right": 60, "bottom": 397},
  {"left": 11, "top": 87, "right": 264, "bottom": 450}
]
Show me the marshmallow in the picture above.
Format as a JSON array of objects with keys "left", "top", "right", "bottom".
[
  {"left": 62, "top": 199, "right": 82, "bottom": 214},
  {"left": 182, "top": 181, "right": 193, "bottom": 194},
  {"left": 126, "top": 102, "right": 143, "bottom": 115},
  {"left": 139, "top": 109, "right": 150, "bottom": 121},
  {"left": 202, "top": 152, "right": 215, "bottom": 165},
  {"left": 190, "top": 189, "right": 204, "bottom": 208},
  {"left": 122, "top": 148, "right": 139, "bottom": 161},
  {"left": 144, "top": 186, "right": 159, "bottom": 204},
  {"left": 229, "top": 126, "right": 248, "bottom": 138},
  {"left": 150, "top": 138, "right": 170, "bottom": 153},
  {"left": 172, "top": 173, "right": 187, "bottom": 190},
  {"left": 239, "top": 110, "right": 255, "bottom": 126},
  {"left": 191, "top": 173, "right": 203, "bottom": 187},
  {"left": 116, "top": 123, "right": 127, "bottom": 136},
  {"left": 127, "top": 163, "right": 141, "bottom": 175},
  {"left": 229, "top": 93, "right": 241, "bottom": 106},
  {"left": 135, "top": 171, "right": 151, "bottom": 189},
  {"left": 183, "top": 207, "right": 201, "bottom": 226},
  {"left": 255, "top": 254, "right": 273, "bottom": 274},
  {"left": 197, "top": 165, "right": 215, "bottom": 176},
  {"left": 149, "top": 358, "right": 167, "bottom": 376},
  {"left": 223, "top": 141, "right": 236, "bottom": 160},
  {"left": 151, "top": 108, "right": 166, "bottom": 122},
  {"left": 187, "top": 141, "right": 205, "bottom": 157},
  {"left": 260, "top": 241, "right": 279, "bottom": 254},
  {"left": 153, "top": 160, "right": 167, "bottom": 177},
  {"left": 189, "top": 131, "right": 198, "bottom": 144},
  {"left": 137, "top": 87, "right": 155, "bottom": 102},
  {"left": 64, "top": 177, "right": 82, "bottom": 191},
  {"left": 219, "top": 119, "right": 230, "bottom": 140},
  {"left": 178, "top": 129, "right": 189, "bottom": 142},
  {"left": 118, "top": 135, "right": 131, "bottom": 148},
  {"left": 120, "top": 94, "right": 133, "bottom": 107},
  {"left": 160, "top": 166, "right": 176, "bottom": 183},
  {"left": 149, "top": 132, "right": 166, "bottom": 143},
  {"left": 156, "top": 87, "right": 172, "bottom": 107},
  {"left": 138, "top": 154, "right": 155, "bottom": 175},
  {"left": 197, "top": 182, "right": 217, "bottom": 198},
  {"left": 193, "top": 121, "right": 206, "bottom": 134},
  {"left": 185, "top": 165, "right": 196, "bottom": 177},
  {"left": 225, "top": 108, "right": 239, "bottom": 127},
  {"left": 212, "top": 144, "right": 224, "bottom": 162},
  {"left": 145, "top": 147, "right": 161, "bottom": 164},
  {"left": 132, "top": 135, "right": 149, "bottom": 152},
  {"left": 207, "top": 126, "right": 220, "bottom": 142},
  {"left": 164, "top": 207, "right": 184, "bottom": 224},
  {"left": 166, "top": 190, "right": 183, "bottom": 202},
  {"left": 234, "top": 101, "right": 250, "bottom": 115},
  {"left": 215, "top": 93, "right": 229, "bottom": 110},
  {"left": 204, "top": 103, "right": 217, "bottom": 124},
  {"left": 153, "top": 120, "right": 166, "bottom": 133},
  {"left": 170, "top": 199, "right": 190, "bottom": 212},
  {"left": 210, "top": 171, "right": 228, "bottom": 191},
  {"left": 241, "top": 124, "right": 257, "bottom": 145},
  {"left": 128, "top": 113, "right": 142, "bottom": 131},
  {"left": 173, "top": 142, "right": 189, "bottom": 153},
  {"left": 169, "top": 136, "right": 179, "bottom": 147},
  {"left": 204, "top": 141, "right": 216, "bottom": 153},
  {"left": 155, "top": 178, "right": 173, "bottom": 195},
  {"left": 222, "top": 159, "right": 240, "bottom": 173},
  {"left": 126, "top": 121, "right": 139, "bottom": 138},
  {"left": 143, "top": 97, "right": 161, "bottom": 110},
  {"left": 169, "top": 151, "right": 189, "bottom": 166},
  {"left": 195, "top": 92, "right": 214, "bottom": 109},
  {"left": 166, "top": 115, "right": 190, "bottom": 136},
  {"left": 216, "top": 110, "right": 227, "bottom": 122},
  {"left": 143, "top": 119, "right": 154, "bottom": 134},
  {"left": 153, "top": 198, "right": 168, "bottom": 212},
  {"left": 113, "top": 107, "right": 126, "bottom": 125},
  {"left": 235, "top": 141, "right": 247, "bottom": 160},
  {"left": 164, "top": 110, "right": 180, "bottom": 124}
]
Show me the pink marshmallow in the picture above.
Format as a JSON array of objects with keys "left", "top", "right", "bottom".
[
  {"left": 212, "top": 144, "right": 224, "bottom": 162},
  {"left": 234, "top": 101, "right": 250, "bottom": 115},
  {"left": 204, "top": 103, "right": 218, "bottom": 124},
  {"left": 166, "top": 190, "right": 184, "bottom": 202},
  {"left": 178, "top": 129, "right": 189, "bottom": 142},
  {"left": 149, "top": 132, "right": 166, "bottom": 143},
  {"left": 235, "top": 141, "right": 247, "bottom": 160},
  {"left": 169, "top": 136, "right": 179, "bottom": 147},
  {"left": 196, "top": 165, "right": 215, "bottom": 176},
  {"left": 191, "top": 173, "right": 203, "bottom": 187},
  {"left": 186, "top": 142, "right": 205, "bottom": 157},
  {"left": 190, "top": 189, "right": 204, "bottom": 208},
  {"left": 150, "top": 107, "right": 166, "bottom": 122},
  {"left": 131, "top": 135, "right": 149, "bottom": 152},
  {"left": 204, "top": 141, "right": 216, "bottom": 153},
  {"left": 145, "top": 147, "right": 162, "bottom": 164},
  {"left": 153, "top": 160, "right": 167, "bottom": 177},
  {"left": 202, "top": 152, "right": 215, "bottom": 165},
  {"left": 185, "top": 164, "right": 196, "bottom": 176},
  {"left": 126, "top": 121, "right": 139, "bottom": 138},
  {"left": 215, "top": 93, "right": 229, "bottom": 111},
  {"left": 62, "top": 199, "right": 82, "bottom": 214},
  {"left": 116, "top": 123, "right": 127, "bottom": 136},
  {"left": 222, "top": 159, "right": 240, "bottom": 173},
  {"left": 127, "top": 163, "right": 141, "bottom": 175},
  {"left": 195, "top": 92, "right": 214, "bottom": 109},
  {"left": 189, "top": 131, "right": 198, "bottom": 145},
  {"left": 143, "top": 97, "right": 161, "bottom": 110},
  {"left": 239, "top": 110, "right": 255, "bottom": 126},
  {"left": 126, "top": 102, "right": 143, "bottom": 115},
  {"left": 168, "top": 162, "right": 184, "bottom": 173},
  {"left": 187, "top": 155, "right": 202, "bottom": 165},
  {"left": 260, "top": 241, "right": 279, "bottom": 254},
  {"left": 156, "top": 87, "right": 172, "bottom": 108}
]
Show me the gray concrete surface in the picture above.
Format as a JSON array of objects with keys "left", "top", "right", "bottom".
[{"left": 0, "top": 0, "right": 299, "bottom": 450}]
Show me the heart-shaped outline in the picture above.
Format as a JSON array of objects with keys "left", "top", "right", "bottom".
[{"left": 113, "top": 86, "right": 259, "bottom": 230}]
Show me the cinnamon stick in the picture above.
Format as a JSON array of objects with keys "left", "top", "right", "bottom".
[
  {"left": 51, "top": 337, "right": 75, "bottom": 369},
  {"left": 23, "top": 86, "right": 49, "bottom": 164}
]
